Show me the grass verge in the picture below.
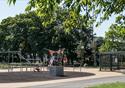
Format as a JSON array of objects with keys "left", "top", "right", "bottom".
[{"left": 88, "top": 82, "right": 125, "bottom": 88}]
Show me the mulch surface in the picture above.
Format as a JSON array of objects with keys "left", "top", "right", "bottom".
[{"left": 0, "top": 71, "right": 95, "bottom": 83}]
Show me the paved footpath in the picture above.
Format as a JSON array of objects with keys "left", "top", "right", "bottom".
[
  {"left": 27, "top": 76, "right": 125, "bottom": 88},
  {"left": 0, "top": 67, "right": 124, "bottom": 88}
]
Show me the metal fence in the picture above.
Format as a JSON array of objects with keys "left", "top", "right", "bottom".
[{"left": 99, "top": 51, "right": 125, "bottom": 71}]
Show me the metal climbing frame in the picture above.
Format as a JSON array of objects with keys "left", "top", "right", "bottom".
[{"left": 0, "top": 51, "right": 45, "bottom": 72}]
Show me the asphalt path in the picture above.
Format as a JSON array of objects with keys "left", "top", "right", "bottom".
[{"left": 26, "top": 75, "right": 125, "bottom": 88}]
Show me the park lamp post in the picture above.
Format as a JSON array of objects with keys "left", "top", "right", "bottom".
[
  {"left": 81, "top": 45, "right": 84, "bottom": 63},
  {"left": 79, "top": 45, "right": 84, "bottom": 72},
  {"left": 81, "top": 46, "right": 84, "bottom": 49}
]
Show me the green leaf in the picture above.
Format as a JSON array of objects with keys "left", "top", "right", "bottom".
[
  {"left": 64, "top": 0, "right": 73, "bottom": 7},
  {"left": 116, "top": 15, "right": 123, "bottom": 23},
  {"left": 7, "top": 0, "right": 16, "bottom": 5},
  {"left": 25, "top": 5, "right": 32, "bottom": 11},
  {"left": 95, "top": 9, "right": 101, "bottom": 14},
  {"left": 56, "top": 0, "right": 61, "bottom": 4},
  {"left": 95, "top": 22, "right": 100, "bottom": 27},
  {"left": 81, "top": 0, "right": 90, "bottom": 5}
]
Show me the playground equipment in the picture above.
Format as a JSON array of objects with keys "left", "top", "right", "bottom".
[
  {"left": 0, "top": 49, "right": 85, "bottom": 73},
  {"left": 0, "top": 51, "right": 45, "bottom": 72}
]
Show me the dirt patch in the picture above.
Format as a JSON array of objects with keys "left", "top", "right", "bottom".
[{"left": 0, "top": 71, "right": 95, "bottom": 83}]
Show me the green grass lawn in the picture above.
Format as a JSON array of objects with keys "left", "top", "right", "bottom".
[{"left": 88, "top": 82, "right": 125, "bottom": 88}]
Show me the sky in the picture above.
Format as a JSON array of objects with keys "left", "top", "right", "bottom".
[
  {"left": 0, "top": 0, "right": 29, "bottom": 21},
  {"left": 0, "top": 0, "right": 115, "bottom": 37},
  {"left": 93, "top": 16, "right": 116, "bottom": 37}
]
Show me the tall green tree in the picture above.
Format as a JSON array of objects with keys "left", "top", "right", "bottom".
[
  {"left": 100, "top": 24, "right": 125, "bottom": 52},
  {"left": 0, "top": 12, "right": 43, "bottom": 52}
]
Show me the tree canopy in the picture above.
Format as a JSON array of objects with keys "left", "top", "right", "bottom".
[
  {"left": 5, "top": 0, "right": 125, "bottom": 65},
  {"left": 8, "top": 0, "right": 125, "bottom": 27},
  {"left": 0, "top": 7, "right": 95, "bottom": 65},
  {"left": 100, "top": 24, "right": 125, "bottom": 52}
]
